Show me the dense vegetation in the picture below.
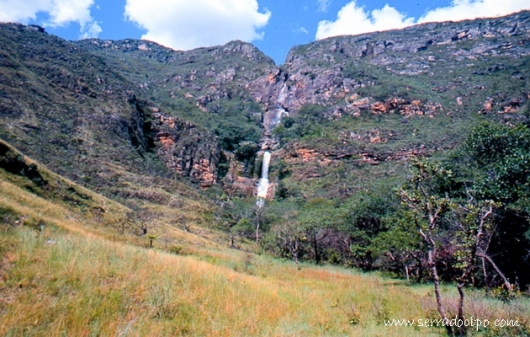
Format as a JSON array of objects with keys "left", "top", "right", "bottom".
[
  {"left": 223, "top": 121, "right": 530, "bottom": 280},
  {"left": 218, "top": 121, "right": 530, "bottom": 336},
  {"left": 1, "top": 150, "right": 528, "bottom": 336}
]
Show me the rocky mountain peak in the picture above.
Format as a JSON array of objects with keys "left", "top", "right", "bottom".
[{"left": 1, "top": 10, "right": 529, "bottom": 200}]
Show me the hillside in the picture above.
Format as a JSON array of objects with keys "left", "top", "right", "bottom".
[
  {"left": 0, "top": 23, "right": 221, "bottom": 228},
  {"left": 0, "top": 144, "right": 527, "bottom": 336},
  {"left": 76, "top": 11, "right": 530, "bottom": 199},
  {"left": 1, "top": 10, "right": 530, "bottom": 336},
  {"left": 1, "top": 13, "right": 529, "bottom": 199}
]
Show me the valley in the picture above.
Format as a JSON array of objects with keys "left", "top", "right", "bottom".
[{"left": 1, "top": 10, "right": 530, "bottom": 336}]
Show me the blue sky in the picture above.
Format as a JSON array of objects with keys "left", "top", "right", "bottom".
[{"left": 1, "top": 0, "right": 529, "bottom": 64}]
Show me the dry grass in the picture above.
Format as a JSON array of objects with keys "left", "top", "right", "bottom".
[
  {"left": 0, "top": 137, "right": 226, "bottom": 252},
  {"left": 1, "top": 223, "right": 441, "bottom": 337},
  {"left": 0, "top": 142, "right": 528, "bottom": 337},
  {"left": 0, "top": 172, "right": 435, "bottom": 336}
]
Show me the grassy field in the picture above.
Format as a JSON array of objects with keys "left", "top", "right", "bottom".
[
  {"left": 0, "top": 141, "right": 528, "bottom": 337},
  {"left": 0, "top": 222, "right": 432, "bottom": 337},
  {"left": 1, "top": 181, "right": 529, "bottom": 336},
  {"left": 2, "top": 219, "right": 529, "bottom": 336}
]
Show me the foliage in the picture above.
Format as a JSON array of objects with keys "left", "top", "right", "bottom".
[
  {"left": 461, "top": 122, "right": 530, "bottom": 208},
  {"left": 398, "top": 159, "right": 503, "bottom": 336},
  {"left": 369, "top": 210, "right": 425, "bottom": 280},
  {"left": 214, "top": 112, "right": 262, "bottom": 153},
  {"left": 273, "top": 104, "right": 327, "bottom": 144}
]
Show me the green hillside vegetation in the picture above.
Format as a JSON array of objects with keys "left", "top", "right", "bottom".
[{"left": 77, "top": 38, "right": 272, "bottom": 158}]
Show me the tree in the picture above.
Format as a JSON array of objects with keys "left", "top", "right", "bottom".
[
  {"left": 230, "top": 218, "right": 253, "bottom": 248},
  {"left": 462, "top": 122, "right": 530, "bottom": 207},
  {"left": 450, "top": 199, "right": 500, "bottom": 337},
  {"left": 458, "top": 122, "right": 530, "bottom": 289},
  {"left": 127, "top": 208, "right": 158, "bottom": 236},
  {"left": 399, "top": 161, "right": 453, "bottom": 335},
  {"left": 370, "top": 210, "right": 426, "bottom": 281},
  {"left": 272, "top": 209, "right": 303, "bottom": 265},
  {"left": 399, "top": 160, "right": 508, "bottom": 337},
  {"left": 338, "top": 188, "right": 399, "bottom": 270},
  {"left": 296, "top": 199, "right": 335, "bottom": 264}
]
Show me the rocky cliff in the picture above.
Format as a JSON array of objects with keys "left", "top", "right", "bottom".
[
  {"left": 1, "top": 11, "right": 529, "bottom": 201},
  {"left": 0, "top": 23, "right": 220, "bottom": 210},
  {"left": 252, "top": 10, "right": 530, "bottom": 131}
]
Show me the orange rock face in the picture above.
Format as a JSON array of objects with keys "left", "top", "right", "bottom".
[
  {"left": 158, "top": 133, "right": 175, "bottom": 149},
  {"left": 278, "top": 146, "right": 336, "bottom": 168},
  {"left": 192, "top": 159, "right": 216, "bottom": 188},
  {"left": 232, "top": 176, "right": 258, "bottom": 197},
  {"left": 370, "top": 136, "right": 382, "bottom": 143},
  {"left": 296, "top": 148, "right": 319, "bottom": 161},
  {"left": 351, "top": 97, "right": 372, "bottom": 109},
  {"left": 371, "top": 102, "right": 387, "bottom": 114},
  {"left": 154, "top": 112, "right": 220, "bottom": 189},
  {"left": 387, "top": 97, "right": 405, "bottom": 108},
  {"left": 503, "top": 105, "right": 519, "bottom": 113},
  {"left": 482, "top": 98, "right": 493, "bottom": 112},
  {"left": 292, "top": 148, "right": 332, "bottom": 165}
]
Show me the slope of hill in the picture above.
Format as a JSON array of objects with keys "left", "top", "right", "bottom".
[
  {"left": 1, "top": 141, "right": 528, "bottom": 336},
  {"left": 0, "top": 23, "right": 221, "bottom": 226},
  {"left": 2, "top": 12, "right": 529, "bottom": 200},
  {"left": 74, "top": 12, "right": 530, "bottom": 199}
]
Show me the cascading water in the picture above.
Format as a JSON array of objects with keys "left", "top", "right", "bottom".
[{"left": 256, "top": 151, "right": 271, "bottom": 207}]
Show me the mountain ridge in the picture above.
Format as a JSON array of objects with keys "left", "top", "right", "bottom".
[{"left": 1, "top": 10, "right": 529, "bottom": 203}]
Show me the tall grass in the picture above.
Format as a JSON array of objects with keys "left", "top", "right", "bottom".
[
  {"left": 1, "top": 145, "right": 528, "bottom": 336},
  {"left": 0, "top": 222, "right": 437, "bottom": 337},
  {"left": 1, "top": 173, "right": 529, "bottom": 336}
]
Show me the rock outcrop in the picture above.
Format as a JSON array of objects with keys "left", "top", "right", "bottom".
[
  {"left": 246, "top": 10, "right": 530, "bottom": 131},
  {"left": 154, "top": 113, "right": 220, "bottom": 188}
]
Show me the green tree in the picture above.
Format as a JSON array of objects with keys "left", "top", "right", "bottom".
[
  {"left": 399, "top": 160, "right": 509, "bottom": 337},
  {"left": 230, "top": 218, "right": 253, "bottom": 248},
  {"left": 338, "top": 188, "right": 398, "bottom": 269},
  {"left": 370, "top": 210, "right": 425, "bottom": 281},
  {"left": 457, "top": 122, "right": 530, "bottom": 288},
  {"left": 296, "top": 198, "right": 336, "bottom": 264},
  {"left": 461, "top": 122, "right": 530, "bottom": 207}
]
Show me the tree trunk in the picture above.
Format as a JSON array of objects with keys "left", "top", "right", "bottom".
[
  {"left": 429, "top": 249, "right": 453, "bottom": 336},
  {"left": 457, "top": 283, "right": 467, "bottom": 336},
  {"left": 311, "top": 235, "right": 321, "bottom": 265},
  {"left": 478, "top": 253, "right": 512, "bottom": 290}
]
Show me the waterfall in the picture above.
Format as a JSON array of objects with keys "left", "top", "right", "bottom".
[{"left": 256, "top": 151, "right": 271, "bottom": 205}]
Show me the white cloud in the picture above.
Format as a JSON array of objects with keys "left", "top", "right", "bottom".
[
  {"left": 419, "top": 0, "right": 530, "bottom": 23},
  {"left": 0, "top": 0, "right": 47, "bottom": 23},
  {"left": 124, "top": 0, "right": 271, "bottom": 51},
  {"left": 294, "top": 26, "right": 309, "bottom": 35},
  {"left": 316, "top": 0, "right": 530, "bottom": 40},
  {"left": 316, "top": 1, "right": 413, "bottom": 40},
  {"left": 0, "top": 0, "right": 101, "bottom": 38},
  {"left": 81, "top": 20, "right": 102, "bottom": 39},
  {"left": 317, "top": 0, "right": 332, "bottom": 12}
]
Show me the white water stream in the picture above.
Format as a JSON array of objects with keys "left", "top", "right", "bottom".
[{"left": 256, "top": 151, "right": 271, "bottom": 205}]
